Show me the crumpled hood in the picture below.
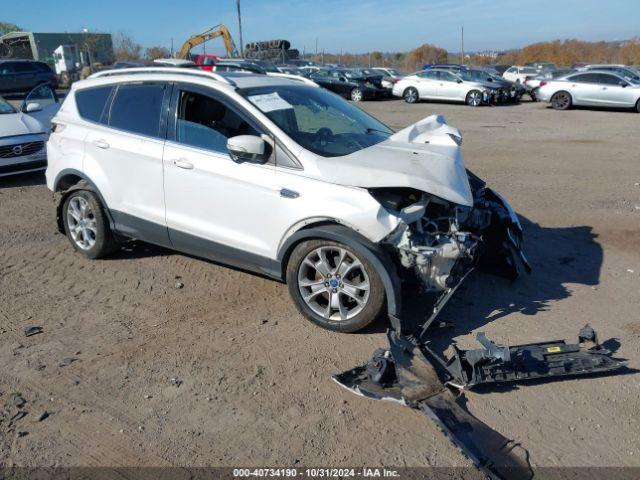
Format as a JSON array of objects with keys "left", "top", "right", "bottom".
[
  {"left": 316, "top": 115, "right": 473, "bottom": 206},
  {"left": 0, "top": 112, "right": 46, "bottom": 137}
]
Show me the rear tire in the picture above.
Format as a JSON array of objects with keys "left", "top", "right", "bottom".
[
  {"left": 350, "top": 88, "right": 363, "bottom": 102},
  {"left": 466, "top": 89, "right": 483, "bottom": 106},
  {"left": 286, "top": 239, "right": 385, "bottom": 333},
  {"left": 636, "top": 99, "right": 640, "bottom": 113},
  {"left": 551, "top": 91, "right": 572, "bottom": 110},
  {"left": 403, "top": 87, "right": 418, "bottom": 104},
  {"left": 62, "top": 189, "right": 118, "bottom": 259}
]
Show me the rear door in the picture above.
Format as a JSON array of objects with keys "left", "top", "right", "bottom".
[
  {"left": 82, "top": 81, "right": 172, "bottom": 245},
  {"left": 415, "top": 71, "right": 439, "bottom": 98},
  {"left": 12, "top": 62, "right": 37, "bottom": 91},
  {"left": 565, "top": 73, "right": 601, "bottom": 105},
  {"left": 437, "top": 71, "right": 464, "bottom": 100}
]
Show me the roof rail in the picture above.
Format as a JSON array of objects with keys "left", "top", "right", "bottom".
[
  {"left": 266, "top": 72, "right": 319, "bottom": 87},
  {"left": 89, "top": 67, "right": 236, "bottom": 86}
]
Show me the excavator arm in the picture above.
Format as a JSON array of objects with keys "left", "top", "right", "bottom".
[{"left": 178, "top": 24, "right": 239, "bottom": 59}]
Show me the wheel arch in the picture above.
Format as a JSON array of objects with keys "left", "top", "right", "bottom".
[
  {"left": 277, "top": 222, "right": 402, "bottom": 319},
  {"left": 53, "top": 169, "right": 115, "bottom": 234}
]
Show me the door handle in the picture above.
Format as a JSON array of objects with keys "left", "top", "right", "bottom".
[
  {"left": 173, "top": 158, "right": 194, "bottom": 170},
  {"left": 280, "top": 188, "right": 299, "bottom": 199},
  {"left": 93, "top": 139, "right": 109, "bottom": 149}
]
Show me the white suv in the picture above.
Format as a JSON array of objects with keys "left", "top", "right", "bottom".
[{"left": 46, "top": 67, "right": 529, "bottom": 333}]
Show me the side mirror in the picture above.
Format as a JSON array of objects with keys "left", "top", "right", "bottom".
[
  {"left": 227, "top": 135, "right": 269, "bottom": 164},
  {"left": 339, "top": 77, "right": 347, "bottom": 82},
  {"left": 456, "top": 79, "right": 463, "bottom": 84},
  {"left": 25, "top": 102, "right": 43, "bottom": 113},
  {"left": 619, "top": 81, "right": 627, "bottom": 87}
]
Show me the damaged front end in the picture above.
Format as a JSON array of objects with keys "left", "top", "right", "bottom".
[
  {"left": 336, "top": 171, "right": 625, "bottom": 479},
  {"left": 371, "top": 169, "right": 531, "bottom": 332}
]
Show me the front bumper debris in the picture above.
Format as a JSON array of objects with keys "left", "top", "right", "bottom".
[{"left": 334, "top": 326, "right": 625, "bottom": 479}]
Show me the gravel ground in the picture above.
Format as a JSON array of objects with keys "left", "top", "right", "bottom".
[{"left": 0, "top": 97, "right": 639, "bottom": 472}]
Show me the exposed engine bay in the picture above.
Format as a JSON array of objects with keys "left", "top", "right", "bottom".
[{"left": 371, "top": 169, "right": 531, "bottom": 300}]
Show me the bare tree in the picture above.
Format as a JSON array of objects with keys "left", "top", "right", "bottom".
[
  {"left": 113, "top": 32, "right": 142, "bottom": 61},
  {"left": 145, "top": 46, "right": 170, "bottom": 60},
  {"left": 0, "top": 22, "right": 21, "bottom": 36}
]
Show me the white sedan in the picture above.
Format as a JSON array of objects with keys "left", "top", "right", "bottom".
[
  {"left": 392, "top": 69, "right": 496, "bottom": 106},
  {"left": 536, "top": 70, "right": 640, "bottom": 111},
  {"left": 0, "top": 84, "right": 60, "bottom": 177}
]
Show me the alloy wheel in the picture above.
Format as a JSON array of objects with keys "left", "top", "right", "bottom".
[
  {"left": 297, "top": 247, "right": 370, "bottom": 321},
  {"left": 66, "top": 196, "right": 97, "bottom": 250},
  {"left": 404, "top": 88, "right": 418, "bottom": 103},
  {"left": 468, "top": 90, "right": 482, "bottom": 106},
  {"left": 552, "top": 92, "right": 570, "bottom": 110},
  {"left": 351, "top": 88, "right": 363, "bottom": 102}
]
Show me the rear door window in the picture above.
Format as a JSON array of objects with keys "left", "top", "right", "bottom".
[
  {"left": 108, "top": 83, "right": 167, "bottom": 138},
  {"left": 13, "top": 62, "right": 35, "bottom": 73},
  {"left": 568, "top": 73, "right": 600, "bottom": 84},
  {"left": 75, "top": 86, "right": 114, "bottom": 123}
]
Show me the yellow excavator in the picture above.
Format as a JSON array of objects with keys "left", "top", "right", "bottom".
[{"left": 178, "top": 24, "right": 239, "bottom": 59}]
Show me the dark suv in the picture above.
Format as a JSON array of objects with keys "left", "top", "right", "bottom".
[{"left": 0, "top": 59, "right": 58, "bottom": 94}]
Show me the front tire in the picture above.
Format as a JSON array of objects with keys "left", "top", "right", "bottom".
[
  {"left": 403, "top": 87, "right": 418, "bottom": 104},
  {"left": 286, "top": 240, "right": 385, "bottom": 333},
  {"left": 350, "top": 88, "right": 363, "bottom": 102},
  {"left": 636, "top": 99, "right": 640, "bottom": 113},
  {"left": 62, "top": 189, "right": 118, "bottom": 259},
  {"left": 466, "top": 90, "right": 483, "bottom": 106},
  {"left": 551, "top": 91, "right": 572, "bottom": 110}
]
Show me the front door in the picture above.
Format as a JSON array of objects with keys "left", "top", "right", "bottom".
[{"left": 162, "top": 84, "right": 283, "bottom": 273}]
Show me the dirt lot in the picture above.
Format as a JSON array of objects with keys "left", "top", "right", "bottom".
[{"left": 1, "top": 98, "right": 639, "bottom": 472}]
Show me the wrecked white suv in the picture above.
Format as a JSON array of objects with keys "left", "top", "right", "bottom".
[{"left": 46, "top": 68, "right": 529, "bottom": 332}]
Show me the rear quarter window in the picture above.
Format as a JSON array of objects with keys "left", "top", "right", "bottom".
[
  {"left": 75, "top": 86, "right": 114, "bottom": 123},
  {"left": 108, "top": 83, "right": 166, "bottom": 138}
]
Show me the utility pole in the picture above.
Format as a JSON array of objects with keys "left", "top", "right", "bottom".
[
  {"left": 170, "top": 38, "right": 173, "bottom": 57},
  {"left": 236, "top": 0, "right": 244, "bottom": 57},
  {"left": 315, "top": 38, "right": 318, "bottom": 60},
  {"left": 461, "top": 26, "right": 464, "bottom": 65}
]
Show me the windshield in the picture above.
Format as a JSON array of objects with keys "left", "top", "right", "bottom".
[
  {"left": 0, "top": 96, "right": 16, "bottom": 114},
  {"left": 241, "top": 85, "right": 393, "bottom": 157}
]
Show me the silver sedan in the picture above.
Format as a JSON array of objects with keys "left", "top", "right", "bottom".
[{"left": 536, "top": 70, "right": 640, "bottom": 112}]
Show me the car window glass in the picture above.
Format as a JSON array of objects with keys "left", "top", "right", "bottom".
[
  {"left": 0, "top": 96, "right": 16, "bottom": 114},
  {"left": 75, "top": 86, "right": 114, "bottom": 123},
  {"left": 506, "top": 67, "right": 516, "bottom": 73},
  {"left": 568, "top": 73, "right": 599, "bottom": 83},
  {"left": 34, "top": 62, "right": 52, "bottom": 73},
  {"left": 311, "top": 70, "right": 329, "bottom": 78},
  {"left": 13, "top": 62, "right": 35, "bottom": 73},
  {"left": 418, "top": 71, "right": 437, "bottom": 79},
  {"left": 439, "top": 71, "right": 458, "bottom": 82},
  {"left": 0, "top": 63, "right": 15, "bottom": 75},
  {"left": 597, "top": 74, "right": 623, "bottom": 86},
  {"left": 25, "top": 84, "right": 57, "bottom": 108},
  {"left": 175, "top": 90, "right": 259, "bottom": 154},
  {"left": 109, "top": 83, "right": 166, "bottom": 138}
]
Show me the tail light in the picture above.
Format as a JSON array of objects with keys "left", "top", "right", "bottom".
[{"left": 539, "top": 81, "right": 547, "bottom": 87}]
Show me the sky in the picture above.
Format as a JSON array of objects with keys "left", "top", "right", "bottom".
[{"left": 3, "top": 0, "right": 639, "bottom": 55}]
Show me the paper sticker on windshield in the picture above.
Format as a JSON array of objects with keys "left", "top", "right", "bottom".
[{"left": 248, "top": 92, "right": 292, "bottom": 112}]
